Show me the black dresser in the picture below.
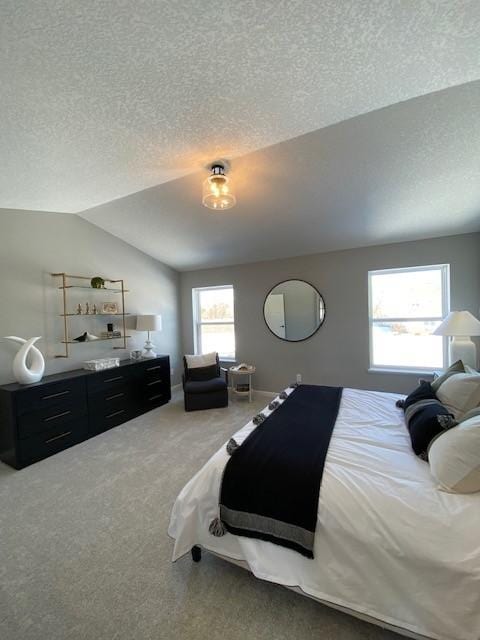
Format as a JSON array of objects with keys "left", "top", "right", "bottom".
[{"left": 0, "top": 355, "right": 170, "bottom": 469}]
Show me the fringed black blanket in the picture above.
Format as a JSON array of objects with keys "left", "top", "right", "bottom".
[{"left": 218, "top": 384, "right": 343, "bottom": 558}]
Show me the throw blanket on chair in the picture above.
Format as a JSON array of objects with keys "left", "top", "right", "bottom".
[{"left": 218, "top": 384, "right": 343, "bottom": 558}]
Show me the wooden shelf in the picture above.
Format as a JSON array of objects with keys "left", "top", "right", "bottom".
[
  {"left": 52, "top": 272, "right": 129, "bottom": 358},
  {"left": 62, "top": 336, "right": 131, "bottom": 344},
  {"left": 57, "top": 285, "right": 129, "bottom": 293}
]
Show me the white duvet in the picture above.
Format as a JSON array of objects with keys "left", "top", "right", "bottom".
[{"left": 168, "top": 388, "right": 480, "bottom": 640}]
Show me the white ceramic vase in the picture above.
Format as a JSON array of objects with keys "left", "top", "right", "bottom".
[{"left": 3, "top": 336, "right": 45, "bottom": 384}]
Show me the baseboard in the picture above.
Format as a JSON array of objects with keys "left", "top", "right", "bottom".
[
  {"left": 171, "top": 384, "right": 277, "bottom": 398},
  {"left": 251, "top": 389, "right": 277, "bottom": 398}
]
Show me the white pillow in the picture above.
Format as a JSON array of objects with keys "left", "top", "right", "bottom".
[
  {"left": 428, "top": 415, "right": 480, "bottom": 494},
  {"left": 435, "top": 370, "right": 480, "bottom": 418},
  {"left": 184, "top": 352, "right": 217, "bottom": 369}
]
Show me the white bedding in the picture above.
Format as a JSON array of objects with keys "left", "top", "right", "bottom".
[{"left": 168, "top": 387, "right": 480, "bottom": 640}]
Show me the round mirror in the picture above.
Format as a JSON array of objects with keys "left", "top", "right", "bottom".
[{"left": 263, "top": 279, "right": 326, "bottom": 342}]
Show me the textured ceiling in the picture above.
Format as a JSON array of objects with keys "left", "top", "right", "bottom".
[
  {"left": 1, "top": 0, "right": 480, "bottom": 212},
  {"left": 81, "top": 81, "right": 480, "bottom": 271}
]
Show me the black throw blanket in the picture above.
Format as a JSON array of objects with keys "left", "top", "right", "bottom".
[{"left": 219, "top": 385, "right": 343, "bottom": 558}]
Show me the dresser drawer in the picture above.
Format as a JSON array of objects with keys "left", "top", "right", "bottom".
[
  {"left": 15, "top": 378, "right": 86, "bottom": 416},
  {"left": 17, "top": 398, "right": 88, "bottom": 440},
  {"left": 87, "top": 368, "right": 132, "bottom": 394},
  {"left": 89, "top": 401, "right": 132, "bottom": 436},
  {"left": 18, "top": 418, "right": 89, "bottom": 465},
  {"left": 140, "top": 386, "right": 171, "bottom": 410},
  {"left": 87, "top": 377, "right": 132, "bottom": 401},
  {"left": 88, "top": 385, "right": 133, "bottom": 413},
  {"left": 135, "top": 358, "right": 170, "bottom": 381}
]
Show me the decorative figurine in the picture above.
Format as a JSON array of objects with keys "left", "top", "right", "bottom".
[
  {"left": 2, "top": 336, "right": 45, "bottom": 384},
  {"left": 85, "top": 302, "right": 90, "bottom": 315},
  {"left": 92, "top": 304, "right": 97, "bottom": 315},
  {"left": 76, "top": 303, "right": 82, "bottom": 315},
  {"left": 74, "top": 331, "right": 99, "bottom": 342},
  {"left": 90, "top": 276, "right": 105, "bottom": 289}
]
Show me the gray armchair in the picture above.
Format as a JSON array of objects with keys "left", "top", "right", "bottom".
[{"left": 182, "top": 353, "right": 229, "bottom": 411}]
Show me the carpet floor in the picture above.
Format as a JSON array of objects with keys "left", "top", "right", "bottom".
[{"left": 0, "top": 389, "right": 400, "bottom": 640}]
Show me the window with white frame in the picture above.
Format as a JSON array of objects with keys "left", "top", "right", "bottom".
[
  {"left": 368, "top": 264, "right": 449, "bottom": 372},
  {"left": 192, "top": 285, "right": 235, "bottom": 360}
]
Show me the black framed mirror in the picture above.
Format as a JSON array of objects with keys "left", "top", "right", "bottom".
[{"left": 263, "top": 279, "right": 326, "bottom": 342}]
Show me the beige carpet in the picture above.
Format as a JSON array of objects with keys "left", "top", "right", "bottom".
[{"left": 0, "top": 389, "right": 400, "bottom": 640}]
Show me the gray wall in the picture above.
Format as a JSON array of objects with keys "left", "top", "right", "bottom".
[
  {"left": 180, "top": 233, "right": 480, "bottom": 394},
  {"left": 0, "top": 210, "right": 182, "bottom": 385}
]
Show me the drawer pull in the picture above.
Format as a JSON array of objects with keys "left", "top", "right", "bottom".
[
  {"left": 106, "top": 392, "right": 124, "bottom": 401},
  {"left": 146, "top": 365, "right": 162, "bottom": 372},
  {"left": 148, "top": 393, "right": 163, "bottom": 401},
  {"left": 106, "top": 409, "right": 125, "bottom": 419},
  {"left": 45, "top": 431, "right": 72, "bottom": 444},
  {"left": 104, "top": 376, "right": 123, "bottom": 383},
  {"left": 147, "top": 379, "right": 162, "bottom": 386},
  {"left": 42, "top": 390, "right": 70, "bottom": 401},
  {"left": 44, "top": 410, "right": 71, "bottom": 423}
]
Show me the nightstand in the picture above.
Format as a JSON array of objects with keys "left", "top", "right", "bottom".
[{"left": 229, "top": 366, "right": 256, "bottom": 402}]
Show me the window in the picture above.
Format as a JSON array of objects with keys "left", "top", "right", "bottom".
[
  {"left": 368, "top": 264, "right": 449, "bottom": 372},
  {"left": 193, "top": 285, "right": 235, "bottom": 360}
]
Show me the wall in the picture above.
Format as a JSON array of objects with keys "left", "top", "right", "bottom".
[
  {"left": 180, "top": 233, "right": 480, "bottom": 394},
  {"left": 0, "top": 210, "right": 182, "bottom": 385}
]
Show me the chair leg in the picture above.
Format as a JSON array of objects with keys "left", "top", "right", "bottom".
[{"left": 191, "top": 545, "right": 202, "bottom": 562}]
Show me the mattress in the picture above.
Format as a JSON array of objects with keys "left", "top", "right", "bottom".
[{"left": 168, "top": 387, "right": 480, "bottom": 640}]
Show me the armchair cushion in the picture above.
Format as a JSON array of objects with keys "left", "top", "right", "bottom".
[
  {"left": 184, "top": 377, "right": 227, "bottom": 395},
  {"left": 187, "top": 364, "right": 219, "bottom": 382},
  {"left": 184, "top": 352, "right": 217, "bottom": 368}
]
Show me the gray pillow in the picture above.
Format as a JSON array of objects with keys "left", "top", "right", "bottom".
[{"left": 431, "top": 360, "right": 465, "bottom": 392}]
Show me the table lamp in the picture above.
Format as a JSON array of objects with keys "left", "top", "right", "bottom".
[
  {"left": 135, "top": 314, "right": 162, "bottom": 359},
  {"left": 433, "top": 310, "right": 480, "bottom": 369}
]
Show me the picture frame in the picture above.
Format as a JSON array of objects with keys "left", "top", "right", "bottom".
[{"left": 101, "top": 302, "right": 119, "bottom": 314}]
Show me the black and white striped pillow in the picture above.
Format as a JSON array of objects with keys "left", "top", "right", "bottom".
[{"left": 397, "top": 381, "right": 457, "bottom": 460}]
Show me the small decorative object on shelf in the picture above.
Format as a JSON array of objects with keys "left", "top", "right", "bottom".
[
  {"left": 130, "top": 349, "right": 143, "bottom": 360},
  {"left": 2, "top": 336, "right": 45, "bottom": 384},
  {"left": 92, "top": 304, "right": 98, "bottom": 314},
  {"left": 102, "top": 302, "right": 119, "bottom": 314},
  {"left": 85, "top": 302, "right": 90, "bottom": 315},
  {"left": 74, "top": 332, "right": 101, "bottom": 342},
  {"left": 90, "top": 276, "right": 105, "bottom": 289},
  {"left": 76, "top": 303, "right": 82, "bottom": 315},
  {"left": 83, "top": 357, "right": 120, "bottom": 371},
  {"left": 101, "top": 328, "right": 121, "bottom": 338}
]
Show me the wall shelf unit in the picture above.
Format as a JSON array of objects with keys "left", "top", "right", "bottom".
[{"left": 51, "top": 273, "right": 129, "bottom": 358}]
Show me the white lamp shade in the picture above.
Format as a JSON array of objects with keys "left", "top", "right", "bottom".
[
  {"left": 433, "top": 311, "right": 480, "bottom": 337},
  {"left": 135, "top": 314, "right": 162, "bottom": 332}
]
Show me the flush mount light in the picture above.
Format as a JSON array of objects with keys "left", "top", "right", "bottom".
[{"left": 202, "top": 160, "right": 236, "bottom": 211}]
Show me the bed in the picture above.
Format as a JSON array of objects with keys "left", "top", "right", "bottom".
[{"left": 168, "top": 386, "right": 480, "bottom": 640}]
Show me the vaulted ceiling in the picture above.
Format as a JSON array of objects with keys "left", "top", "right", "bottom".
[
  {"left": 81, "top": 81, "right": 480, "bottom": 270},
  {"left": 1, "top": 2, "right": 479, "bottom": 269}
]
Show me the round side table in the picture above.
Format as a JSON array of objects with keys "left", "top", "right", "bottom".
[{"left": 229, "top": 366, "right": 256, "bottom": 402}]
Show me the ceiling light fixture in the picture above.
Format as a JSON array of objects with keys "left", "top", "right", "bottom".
[{"left": 202, "top": 160, "right": 236, "bottom": 211}]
